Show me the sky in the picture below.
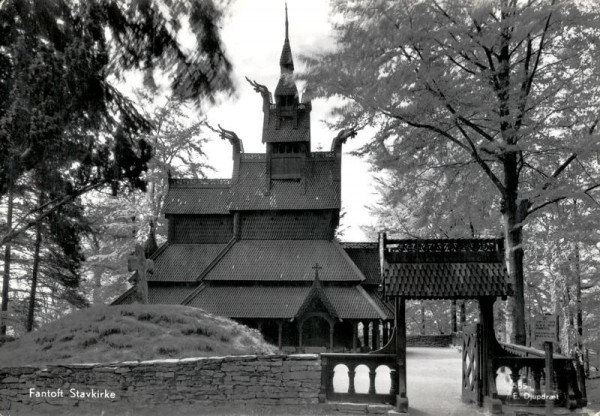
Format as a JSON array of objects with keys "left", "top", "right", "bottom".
[{"left": 200, "top": 0, "right": 381, "bottom": 241}]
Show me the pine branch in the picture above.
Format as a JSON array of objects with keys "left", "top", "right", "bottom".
[{"left": 0, "top": 181, "right": 108, "bottom": 248}]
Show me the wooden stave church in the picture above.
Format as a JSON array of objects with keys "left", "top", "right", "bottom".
[{"left": 113, "top": 11, "right": 395, "bottom": 353}]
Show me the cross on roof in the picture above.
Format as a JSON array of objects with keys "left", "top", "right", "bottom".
[{"left": 312, "top": 263, "right": 322, "bottom": 282}]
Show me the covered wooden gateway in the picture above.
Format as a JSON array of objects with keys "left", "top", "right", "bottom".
[
  {"left": 379, "top": 234, "right": 512, "bottom": 412},
  {"left": 378, "top": 234, "right": 585, "bottom": 412}
]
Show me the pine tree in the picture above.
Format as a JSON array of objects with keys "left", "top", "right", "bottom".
[{"left": 0, "top": 0, "right": 233, "bottom": 330}]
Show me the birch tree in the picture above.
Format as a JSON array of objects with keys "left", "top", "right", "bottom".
[{"left": 306, "top": 0, "right": 600, "bottom": 345}]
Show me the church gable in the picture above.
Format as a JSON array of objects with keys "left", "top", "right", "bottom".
[
  {"left": 262, "top": 107, "right": 311, "bottom": 143},
  {"left": 164, "top": 179, "right": 232, "bottom": 215},
  {"left": 169, "top": 215, "right": 233, "bottom": 244},
  {"left": 229, "top": 157, "right": 340, "bottom": 211},
  {"left": 238, "top": 210, "right": 335, "bottom": 240},
  {"left": 295, "top": 282, "right": 339, "bottom": 321}
]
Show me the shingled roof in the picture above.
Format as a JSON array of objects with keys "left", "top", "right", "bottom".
[
  {"left": 184, "top": 285, "right": 390, "bottom": 320},
  {"left": 164, "top": 179, "right": 232, "bottom": 215},
  {"left": 342, "top": 242, "right": 381, "bottom": 285},
  {"left": 202, "top": 240, "right": 365, "bottom": 282},
  {"left": 163, "top": 155, "right": 339, "bottom": 214},
  {"left": 384, "top": 263, "right": 511, "bottom": 299},
  {"left": 230, "top": 157, "right": 340, "bottom": 210},
  {"left": 147, "top": 243, "right": 228, "bottom": 282},
  {"left": 382, "top": 238, "right": 512, "bottom": 299}
]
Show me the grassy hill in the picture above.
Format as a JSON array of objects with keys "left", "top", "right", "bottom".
[{"left": 0, "top": 304, "right": 276, "bottom": 366}]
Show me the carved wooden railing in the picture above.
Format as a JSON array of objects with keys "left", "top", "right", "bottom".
[
  {"left": 491, "top": 342, "right": 585, "bottom": 408},
  {"left": 319, "top": 353, "right": 397, "bottom": 404},
  {"left": 384, "top": 238, "right": 503, "bottom": 263}
]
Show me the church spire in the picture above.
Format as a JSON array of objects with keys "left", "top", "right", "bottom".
[
  {"left": 275, "top": 3, "right": 298, "bottom": 105},
  {"left": 285, "top": 3, "right": 289, "bottom": 40},
  {"left": 279, "top": 3, "right": 294, "bottom": 73},
  {"left": 261, "top": 3, "right": 311, "bottom": 146}
]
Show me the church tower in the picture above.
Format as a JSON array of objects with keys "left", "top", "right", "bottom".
[{"left": 263, "top": 5, "right": 312, "bottom": 181}]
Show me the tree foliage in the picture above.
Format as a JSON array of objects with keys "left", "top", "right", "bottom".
[
  {"left": 0, "top": 0, "right": 233, "bottom": 246},
  {"left": 83, "top": 95, "right": 212, "bottom": 305},
  {"left": 0, "top": 0, "right": 233, "bottom": 333},
  {"left": 306, "top": 0, "right": 600, "bottom": 345}
]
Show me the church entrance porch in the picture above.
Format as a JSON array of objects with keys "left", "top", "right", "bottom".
[
  {"left": 237, "top": 317, "right": 393, "bottom": 354},
  {"left": 299, "top": 314, "right": 333, "bottom": 350}
]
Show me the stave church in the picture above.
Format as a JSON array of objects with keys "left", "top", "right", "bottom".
[{"left": 113, "top": 9, "right": 394, "bottom": 352}]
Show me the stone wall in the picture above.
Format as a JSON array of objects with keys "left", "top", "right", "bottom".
[
  {"left": 0, "top": 354, "right": 321, "bottom": 413},
  {"left": 406, "top": 334, "right": 454, "bottom": 347}
]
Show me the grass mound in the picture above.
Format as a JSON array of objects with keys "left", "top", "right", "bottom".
[{"left": 0, "top": 304, "right": 276, "bottom": 366}]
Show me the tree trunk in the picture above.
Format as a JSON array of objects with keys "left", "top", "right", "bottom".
[
  {"left": 575, "top": 244, "right": 583, "bottom": 350},
  {"left": 26, "top": 196, "right": 44, "bottom": 332},
  {"left": 460, "top": 301, "right": 466, "bottom": 330},
  {"left": 502, "top": 163, "right": 527, "bottom": 345},
  {"left": 1, "top": 186, "right": 14, "bottom": 335}
]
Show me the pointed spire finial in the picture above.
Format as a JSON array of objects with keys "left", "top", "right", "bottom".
[
  {"left": 285, "top": 3, "right": 289, "bottom": 41},
  {"left": 278, "top": 3, "right": 294, "bottom": 73}
]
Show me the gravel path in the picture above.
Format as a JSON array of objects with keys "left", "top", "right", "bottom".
[{"left": 405, "top": 347, "right": 486, "bottom": 415}]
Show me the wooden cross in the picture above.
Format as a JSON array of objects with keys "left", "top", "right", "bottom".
[
  {"left": 312, "top": 263, "right": 322, "bottom": 281},
  {"left": 127, "top": 244, "right": 154, "bottom": 304}
]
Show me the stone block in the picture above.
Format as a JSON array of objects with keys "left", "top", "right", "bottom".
[
  {"left": 286, "top": 354, "right": 319, "bottom": 361},
  {"left": 367, "top": 404, "right": 394, "bottom": 414},
  {"left": 257, "top": 391, "right": 296, "bottom": 399},
  {"left": 230, "top": 392, "right": 256, "bottom": 400},
  {"left": 287, "top": 365, "right": 311, "bottom": 372},
  {"left": 233, "top": 386, "right": 248, "bottom": 393},
  {"left": 256, "top": 360, "right": 283, "bottom": 367},
  {"left": 282, "top": 371, "right": 321, "bottom": 380},
  {"left": 221, "top": 365, "right": 246, "bottom": 372},
  {"left": 298, "top": 392, "right": 319, "bottom": 398},
  {"left": 222, "top": 355, "right": 257, "bottom": 362},
  {"left": 92, "top": 367, "right": 117, "bottom": 373}
]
